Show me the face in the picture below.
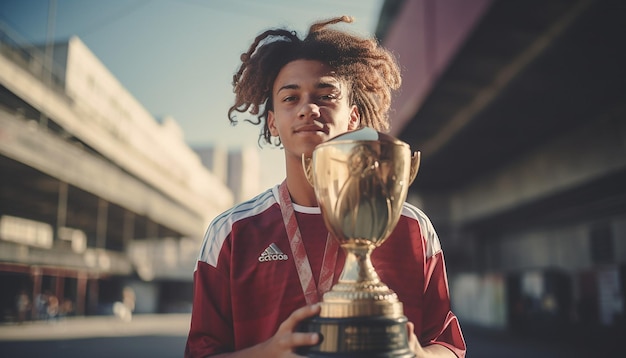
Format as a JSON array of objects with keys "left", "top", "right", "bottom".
[{"left": 268, "top": 59, "right": 360, "bottom": 160}]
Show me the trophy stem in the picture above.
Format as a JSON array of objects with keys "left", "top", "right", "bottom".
[
  {"left": 337, "top": 243, "right": 380, "bottom": 285},
  {"left": 320, "top": 242, "right": 403, "bottom": 319}
]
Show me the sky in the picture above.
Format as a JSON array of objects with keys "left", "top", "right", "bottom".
[{"left": 0, "top": 0, "right": 384, "bottom": 189}]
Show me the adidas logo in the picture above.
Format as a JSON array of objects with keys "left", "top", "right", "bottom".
[{"left": 258, "top": 243, "right": 289, "bottom": 262}]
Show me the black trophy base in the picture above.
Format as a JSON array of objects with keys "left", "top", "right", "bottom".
[{"left": 296, "top": 315, "right": 415, "bottom": 357}]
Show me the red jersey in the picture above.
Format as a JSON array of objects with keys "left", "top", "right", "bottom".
[{"left": 185, "top": 185, "right": 466, "bottom": 357}]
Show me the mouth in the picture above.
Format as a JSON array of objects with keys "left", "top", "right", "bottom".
[{"left": 294, "top": 124, "right": 329, "bottom": 135}]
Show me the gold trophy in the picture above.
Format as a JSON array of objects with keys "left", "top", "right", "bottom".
[{"left": 299, "top": 127, "right": 420, "bottom": 357}]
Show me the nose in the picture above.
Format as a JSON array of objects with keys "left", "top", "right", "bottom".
[{"left": 298, "top": 102, "right": 321, "bottom": 121}]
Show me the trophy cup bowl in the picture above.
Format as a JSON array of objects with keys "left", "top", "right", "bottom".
[{"left": 299, "top": 128, "right": 420, "bottom": 357}]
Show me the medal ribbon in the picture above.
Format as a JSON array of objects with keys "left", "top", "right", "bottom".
[{"left": 278, "top": 181, "right": 338, "bottom": 305}]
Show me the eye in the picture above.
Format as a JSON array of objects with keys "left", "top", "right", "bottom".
[
  {"left": 320, "top": 93, "right": 338, "bottom": 101},
  {"left": 282, "top": 95, "right": 297, "bottom": 102}
]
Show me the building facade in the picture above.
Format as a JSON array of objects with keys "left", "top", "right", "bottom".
[
  {"left": 194, "top": 145, "right": 261, "bottom": 204},
  {"left": 0, "top": 25, "right": 233, "bottom": 320}
]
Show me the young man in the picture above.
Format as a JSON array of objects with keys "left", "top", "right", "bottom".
[{"left": 185, "top": 16, "right": 466, "bottom": 358}]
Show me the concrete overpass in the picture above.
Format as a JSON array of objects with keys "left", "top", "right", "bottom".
[{"left": 379, "top": 0, "right": 625, "bottom": 331}]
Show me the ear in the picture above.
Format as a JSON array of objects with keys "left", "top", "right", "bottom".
[
  {"left": 268, "top": 110, "right": 279, "bottom": 137},
  {"left": 348, "top": 105, "right": 360, "bottom": 130}
]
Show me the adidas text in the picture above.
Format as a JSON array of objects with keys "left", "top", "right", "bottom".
[{"left": 258, "top": 253, "right": 288, "bottom": 262}]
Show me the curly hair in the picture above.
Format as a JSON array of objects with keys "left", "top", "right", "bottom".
[{"left": 228, "top": 16, "right": 401, "bottom": 146}]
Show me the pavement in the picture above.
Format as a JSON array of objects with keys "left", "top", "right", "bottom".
[
  {"left": 0, "top": 314, "right": 620, "bottom": 357},
  {"left": 0, "top": 313, "right": 191, "bottom": 341}
]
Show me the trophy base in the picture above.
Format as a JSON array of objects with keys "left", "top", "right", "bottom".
[{"left": 296, "top": 315, "right": 415, "bottom": 357}]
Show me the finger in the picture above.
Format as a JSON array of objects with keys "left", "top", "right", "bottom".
[
  {"left": 280, "top": 304, "right": 321, "bottom": 332},
  {"left": 406, "top": 321, "right": 415, "bottom": 335},
  {"left": 277, "top": 331, "right": 319, "bottom": 350},
  {"left": 406, "top": 321, "right": 423, "bottom": 354}
]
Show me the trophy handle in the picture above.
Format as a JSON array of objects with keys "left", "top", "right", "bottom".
[
  {"left": 302, "top": 154, "right": 314, "bottom": 187},
  {"left": 409, "top": 151, "right": 421, "bottom": 185}
]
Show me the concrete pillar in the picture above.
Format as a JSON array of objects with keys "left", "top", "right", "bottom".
[
  {"left": 96, "top": 199, "right": 108, "bottom": 249},
  {"left": 75, "top": 272, "right": 87, "bottom": 315},
  {"left": 56, "top": 181, "right": 68, "bottom": 241},
  {"left": 123, "top": 211, "right": 135, "bottom": 250},
  {"left": 54, "top": 272, "right": 64, "bottom": 302},
  {"left": 31, "top": 267, "right": 42, "bottom": 319},
  {"left": 87, "top": 278, "right": 98, "bottom": 315}
]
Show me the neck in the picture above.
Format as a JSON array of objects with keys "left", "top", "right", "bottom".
[{"left": 284, "top": 154, "right": 317, "bottom": 207}]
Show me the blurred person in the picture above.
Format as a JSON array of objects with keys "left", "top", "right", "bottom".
[
  {"left": 15, "top": 289, "right": 30, "bottom": 323},
  {"left": 123, "top": 286, "right": 136, "bottom": 317},
  {"left": 47, "top": 294, "right": 59, "bottom": 322},
  {"left": 34, "top": 290, "right": 49, "bottom": 320},
  {"left": 60, "top": 298, "right": 74, "bottom": 318},
  {"left": 113, "top": 286, "right": 136, "bottom": 322},
  {"left": 185, "top": 16, "right": 465, "bottom": 358}
]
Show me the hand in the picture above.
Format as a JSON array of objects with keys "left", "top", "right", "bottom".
[
  {"left": 407, "top": 321, "right": 456, "bottom": 358},
  {"left": 407, "top": 321, "right": 426, "bottom": 357},
  {"left": 258, "top": 304, "right": 321, "bottom": 357}
]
